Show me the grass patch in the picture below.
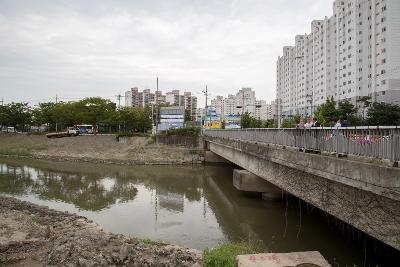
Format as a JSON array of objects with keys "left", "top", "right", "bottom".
[
  {"left": 139, "top": 238, "right": 166, "bottom": 246},
  {"left": 31, "top": 216, "right": 42, "bottom": 224},
  {"left": 146, "top": 135, "right": 156, "bottom": 145},
  {"left": 0, "top": 142, "right": 48, "bottom": 156},
  {"left": 203, "top": 241, "right": 267, "bottom": 267}
]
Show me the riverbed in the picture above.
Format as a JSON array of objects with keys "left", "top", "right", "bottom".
[{"left": 0, "top": 157, "right": 399, "bottom": 266}]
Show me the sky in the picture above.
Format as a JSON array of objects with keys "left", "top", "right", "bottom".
[{"left": 0, "top": 0, "right": 333, "bottom": 106}]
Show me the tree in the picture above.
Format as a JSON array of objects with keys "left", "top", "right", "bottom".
[
  {"left": 337, "top": 100, "right": 361, "bottom": 126},
  {"left": 0, "top": 102, "right": 32, "bottom": 131},
  {"left": 315, "top": 97, "right": 339, "bottom": 126},
  {"left": 240, "top": 112, "right": 252, "bottom": 129},
  {"left": 32, "top": 102, "right": 57, "bottom": 129},
  {"left": 281, "top": 115, "right": 300, "bottom": 128},
  {"left": 262, "top": 119, "right": 276, "bottom": 128},
  {"left": 184, "top": 109, "right": 192, "bottom": 122},
  {"left": 79, "top": 97, "right": 116, "bottom": 126},
  {"left": 367, "top": 102, "right": 400, "bottom": 126}
]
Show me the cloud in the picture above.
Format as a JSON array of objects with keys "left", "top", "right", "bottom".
[{"left": 0, "top": 0, "right": 333, "bottom": 105}]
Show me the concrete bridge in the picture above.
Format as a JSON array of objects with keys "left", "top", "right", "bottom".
[{"left": 203, "top": 127, "right": 400, "bottom": 250}]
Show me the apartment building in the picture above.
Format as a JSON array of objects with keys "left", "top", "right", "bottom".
[
  {"left": 277, "top": 0, "right": 400, "bottom": 117},
  {"left": 210, "top": 96, "right": 224, "bottom": 115},
  {"left": 267, "top": 100, "right": 277, "bottom": 120},
  {"left": 125, "top": 88, "right": 197, "bottom": 115},
  {"left": 224, "top": 94, "right": 237, "bottom": 115},
  {"left": 210, "top": 88, "right": 271, "bottom": 120},
  {"left": 166, "top": 90, "right": 181, "bottom": 106}
]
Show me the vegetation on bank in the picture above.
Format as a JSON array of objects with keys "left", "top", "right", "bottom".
[
  {"left": 203, "top": 241, "right": 266, "bottom": 267},
  {"left": 0, "top": 135, "right": 48, "bottom": 156},
  {"left": 158, "top": 127, "right": 201, "bottom": 137}
]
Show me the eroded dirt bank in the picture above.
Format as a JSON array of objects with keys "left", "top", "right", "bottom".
[
  {"left": 0, "top": 196, "right": 202, "bottom": 266},
  {"left": 0, "top": 134, "right": 204, "bottom": 165}
]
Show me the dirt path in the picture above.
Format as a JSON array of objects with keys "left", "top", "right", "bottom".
[{"left": 0, "top": 196, "right": 202, "bottom": 266}]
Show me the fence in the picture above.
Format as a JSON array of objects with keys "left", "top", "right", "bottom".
[{"left": 204, "top": 127, "right": 400, "bottom": 162}]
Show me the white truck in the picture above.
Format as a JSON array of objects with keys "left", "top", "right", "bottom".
[
  {"left": 46, "top": 127, "right": 79, "bottom": 138},
  {"left": 66, "top": 127, "right": 79, "bottom": 136}
]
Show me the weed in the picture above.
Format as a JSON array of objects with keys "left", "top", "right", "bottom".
[
  {"left": 139, "top": 238, "right": 166, "bottom": 246},
  {"left": 203, "top": 241, "right": 267, "bottom": 267}
]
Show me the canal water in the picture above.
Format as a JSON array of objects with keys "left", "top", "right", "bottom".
[{"left": 0, "top": 157, "right": 398, "bottom": 266}]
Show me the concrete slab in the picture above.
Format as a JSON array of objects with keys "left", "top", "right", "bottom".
[{"left": 237, "top": 251, "right": 331, "bottom": 267}]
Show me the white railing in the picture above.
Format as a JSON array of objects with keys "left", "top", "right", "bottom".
[{"left": 204, "top": 127, "right": 400, "bottom": 163}]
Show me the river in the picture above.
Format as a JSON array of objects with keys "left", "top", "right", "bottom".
[{"left": 0, "top": 157, "right": 398, "bottom": 266}]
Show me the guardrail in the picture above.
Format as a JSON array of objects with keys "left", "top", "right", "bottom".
[{"left": 204, "top": 127, "right": 400, "bottom": 163}]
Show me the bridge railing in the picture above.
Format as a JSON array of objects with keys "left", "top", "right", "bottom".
[{"left": 204, "top": 127, "right": 400, "bottom": 163}]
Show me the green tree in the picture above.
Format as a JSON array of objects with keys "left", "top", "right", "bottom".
[
  {"left": 240, "top": 112, "right": 253, "bottom": 129},
  {"left": 262, "top": 119, "right": 276, "bottom": 128},
  {"left": 367, "top": 102, "right": 400, "bottom": 126},
  {"left": 0, "top": 102, "right": 32, "bottom": 131},
  {"left": 315, "top": 97, "right": 339, "bottom": 126},
  {"left": 79, "top": 97, "right": 116, "bottom": 127},
  {"left": 337, "top": 100, "right": 361, "bottom": 126},
  {"left": 32, "top": 102, "right": 57, "bottom": 129},
  {"left": 281, "top": 115, "right": 300, "bottom": 128},
  {"left": 184, "top": 109, "right": 192, "bottom": 122}
]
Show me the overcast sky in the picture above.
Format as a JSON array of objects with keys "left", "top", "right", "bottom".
[{"left": 0, "top": 0, "right": 333, "bottom": 106}]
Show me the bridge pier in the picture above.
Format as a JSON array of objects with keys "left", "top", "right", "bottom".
[{"left": 233, "top": 169, "right": 282, "bottom": 200}]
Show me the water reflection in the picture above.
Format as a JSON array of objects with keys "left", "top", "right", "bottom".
[
  {"left": 0, "top": 163, "right": 138, "bottom": 211},
  {"left": 0, "top": 158, "right": 398, "bottom": 266}
]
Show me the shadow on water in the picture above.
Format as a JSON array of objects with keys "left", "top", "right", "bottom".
[{"left": 0, "top": 157, "right": 399, "bottom": 266}]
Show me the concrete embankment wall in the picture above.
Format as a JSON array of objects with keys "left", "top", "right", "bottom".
[
  {"left": 156, "top": 135, "right": 201, "bottom": 148},
  {"left": 205, "top": 137, "right": 400, "bottom": 251}
]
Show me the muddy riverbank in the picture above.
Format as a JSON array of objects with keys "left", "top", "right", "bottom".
[
  {"left": 0, "top": 196, "right": 202, "bottom": 266},
  {"left": 0, "top": 134, "right": 204, "bottom": 165}
]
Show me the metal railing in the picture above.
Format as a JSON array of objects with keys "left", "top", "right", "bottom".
[{"left": 204, "top": 127, "right": 400, "bottom": 162}]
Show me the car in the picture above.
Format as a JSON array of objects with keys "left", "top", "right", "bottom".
[{"left": 66, "top": 127, "right": 79, "bottom": 136}]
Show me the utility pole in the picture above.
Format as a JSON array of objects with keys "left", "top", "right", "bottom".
[
  {"left": 155, "top": 77, "right": 159, "bottom": 131},
  {"left": 202, "top": 85, "right": 208, "bottom": 132},
  {"left": 115, "top": 94, "right": 126, "bottom": 132},
  {"left": 0, "top": 97, "right": 3, "bottom": 130},
  {"left": 55, "top": 95, "right": 58, "bottom": 132},
  {"left": 116, "top": 94, "right": 123, "bottom": 109}
]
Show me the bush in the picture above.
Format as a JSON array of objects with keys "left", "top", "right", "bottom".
[
  {"left": 158, "top": 127, "right": 200, "bottom": 137},
  {"left": 203, "top": 241, "right": 266, "bottom": 267}
]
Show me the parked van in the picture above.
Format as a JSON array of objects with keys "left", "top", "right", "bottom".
[{"left": 7, "top": 127, "right": 15, "bottom": 133}]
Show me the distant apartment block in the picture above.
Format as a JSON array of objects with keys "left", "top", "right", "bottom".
[
  {"left": 277, "top": 0, "right": 400, "bottom": 117},
  {"left": 210, "top": 88, "right": 272, "bottom": 120},
  {"left": 125, "top": 88, "right": 197, "bottom": 116}
]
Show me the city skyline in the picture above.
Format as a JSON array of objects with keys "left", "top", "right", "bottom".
[{"left": 0, "top": 0, "right": 334, "bottom": 105}]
